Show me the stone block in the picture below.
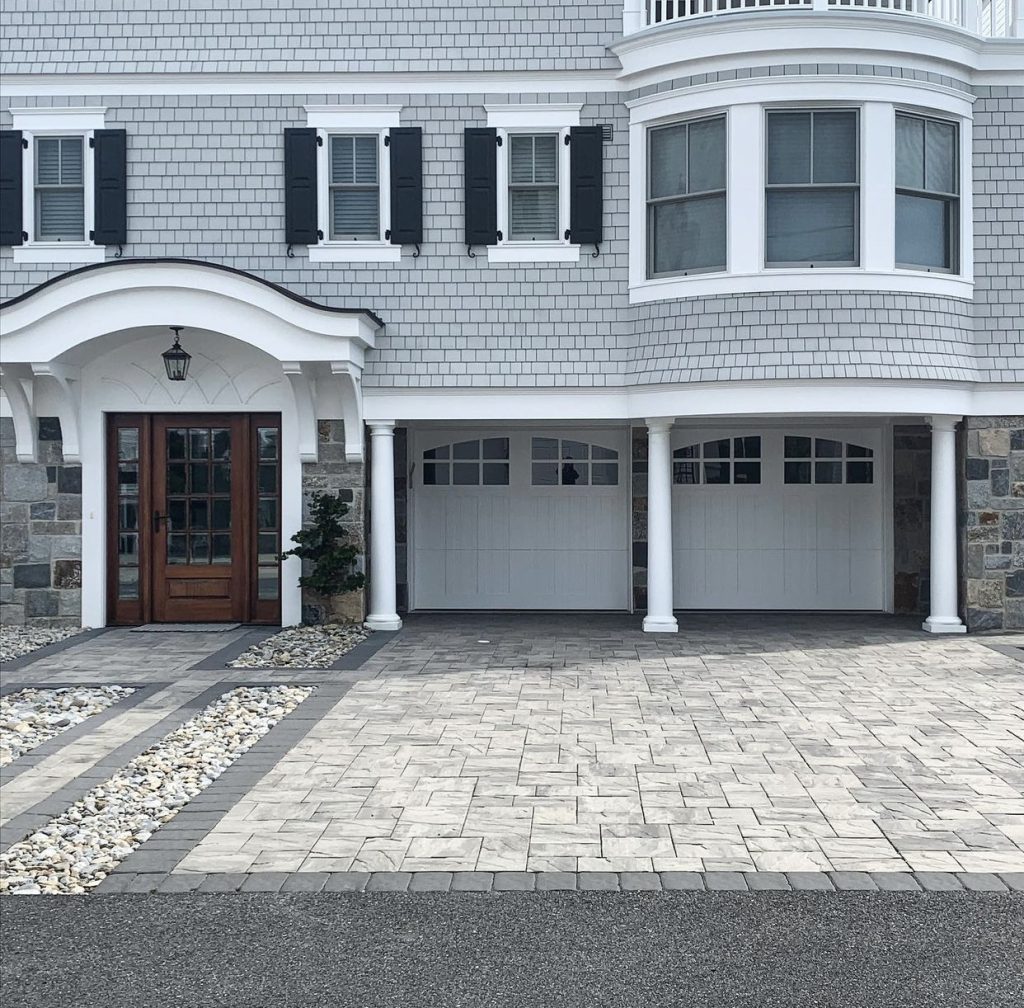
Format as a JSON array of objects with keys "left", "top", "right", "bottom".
[
  {"left": 965, "top": 458, "right": 989, "bottom": 480},
  {"left": 49, "top": 535, "right": 82, "bottom": 559},
  {"left": 1, "top": 523, "right": 30, "bottom": 565},
  {"left": 58, "top": 590, "right": 82, "bottom": 617},
  {"left": 57, "top": 495, "right": 82, "bottom": 520},
  {"left": 25, "top": 590, "right": 59, "bottom": 617},
  {"left": 12, "top": 563, "right": 50, "bottom": 588},
  {"left": 1003, "top": 512, "right": 1024, "bottom": 541},
  {"left": 1007, "top": 571, "right": 1024, "bottom": 598},
  {"left": 992, "top": 469, "right": 1010, "bottom": 498},
  {"left": 1012, "top": 430, "right": 1024, "bottom": 451},
  {"left": 29, "top": 502, "right": 57, "bottom": 520},
  {"left": 967, "top": 607, "right": 1002, "bottom": 632},
  {"left": 978, "top": 429, "right": 1010, "bottom": 457},
  {"left": 53, "top": 559, "right": 82, "bottom": 589},
  {"left": 57, "top": 466, "right": 82, "bottom": 494},
  {"left": 2, "top": 465, "right": 49, "bottom": 502},
  {"left": 967, "top": 579, "right": 1004, "bottom": 609}
]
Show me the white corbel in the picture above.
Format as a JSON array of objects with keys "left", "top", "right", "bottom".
[
  {"left": 0, "top": 365, "right": 37, "bottom": 463},
  {"left": 329, "top": 361, "right": 365, "bottom": 463},
  {"left": 30, "top": 363, "right": 81, "bottom": 464},
  {"left": 282, "top": 361, "right": 318, "bottom": 464}
]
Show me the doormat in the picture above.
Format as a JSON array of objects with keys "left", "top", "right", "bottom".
[{"left": 130, "top": 624, "right": 242, "bottom": 633}]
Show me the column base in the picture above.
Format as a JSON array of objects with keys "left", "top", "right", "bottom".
[
  {"left": 642, "top": 614, "right": 679, "bottom": 634},
  {"left": 921, "top": 616, "right": 967, "bottom": 634},
  {"left": 365, "top": 614, "right": 403, "bottom": 631}
]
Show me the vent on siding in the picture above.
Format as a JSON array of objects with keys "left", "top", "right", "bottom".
[{"left": 600, "top": 124, "right": 613, "bottom": 143}]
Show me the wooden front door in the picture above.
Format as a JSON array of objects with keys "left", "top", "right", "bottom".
[{"left": 107, "top": 413, "right": 282, "bottom": 625}]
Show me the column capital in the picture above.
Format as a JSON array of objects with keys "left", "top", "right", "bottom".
[
  {"left": 645, "top": 417, "right": 676, "bottom": 433},
  {"left": 928, "top": 415, "right": 962, "bottom": 433},
  {"left": 368, "top": 421, "right": 397, "bottom": 436}
]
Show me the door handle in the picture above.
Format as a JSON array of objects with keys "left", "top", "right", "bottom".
[{"left": 153, "top": 510, "right": 170, "bottom": 533}]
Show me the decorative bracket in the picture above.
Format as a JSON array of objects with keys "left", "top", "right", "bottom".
[
  {"left": 281, "top": 361, "right": 318, "bottom": 464},
  {"left": 30, "top": 362, "right": 82, "bottom": 464},
  {"left": 328, "top": 361, "right": 365, "bottom": 463},
  {"left": 0, "top": 365, "right": 37, "bottom": 463}
]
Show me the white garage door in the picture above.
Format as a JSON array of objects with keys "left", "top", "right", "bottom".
[
  {"left": 412, "top": 428, "right": 630, "bottom": 610},
  {"left": 672, "top": 428, "right": 886, "bottom": 610}
]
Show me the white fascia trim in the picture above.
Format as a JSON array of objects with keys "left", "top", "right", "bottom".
[
  {"left": 309, "top": 244, "right": 402, "bottom": 263},
  {"left": 12, "top": 245, "right": 107, "bottom": 265},
  {"left": 8, "top": 106, "right": 107, "bottom": 130},
  {"left": 363, "top": 381, "right": 1024, "bottom": 423},
  {"left": 485, "top": 103, "right": 584, "bottom": 128},
  {"left": 629, "top": 270, "right": 975, "bottom": 303},
  {"left": 2, "top": 72, "right": 621, "bottom": 99},
  {"left": 627, "top": 77, "right": 974, "bottom": 122},
  {"left": 487, "top": 244, "right": 581, "bottom": 264},
  {"left": 305, "top": 104, "right": 402, "bottom": 128}
]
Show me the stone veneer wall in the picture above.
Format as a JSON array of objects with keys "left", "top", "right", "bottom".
[
  {"left": 961, "top": 416, "right": 1024, "bottom": 631},
  {"left": 298, "top": 420, "right": 366, "bottom": 624},
  {"left": 892, "top": 425, "right": 931, "bottom": 615},
  {"left": 0, "top": 417, "right": 83, "bottom": 627}
]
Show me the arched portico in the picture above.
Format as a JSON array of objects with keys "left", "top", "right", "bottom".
[{"left": 0, "top": 260, "right": 382, "bottom": 628}]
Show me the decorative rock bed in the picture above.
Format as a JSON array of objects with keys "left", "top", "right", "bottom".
[
  {"left": 0, "top": 685, "right": 313, "bottom": 895},
  {"left": 0, "top": 625, "right": 84, "bottom": 664},
  {"left": 0, "top": 686, "right": 135, "bottom": 767},
  {"left": 229, "top": 623, "right": 369, "bottom": 669}
]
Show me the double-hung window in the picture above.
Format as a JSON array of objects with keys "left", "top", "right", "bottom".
[
  {"left": 895, "top": 113, "right": 958, "bottom": 272},
  {"left": 765, "top": 110, "right": 859, "bottom": 267},
  {"left": 34, "top": 136, "right": 85, "bottom": 241},
  {"left": 329, "top": 134, "right": 380, "bottom": 241},
  {"left": 646, "top": 116, "right": 726, "bottom": 277},
  {"left": 508, "top": 134, "right": 560, "bottom": 241}
]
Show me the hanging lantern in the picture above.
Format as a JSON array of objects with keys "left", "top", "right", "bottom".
[{"left": 161, "top": 326, "right": 191, "bottom": 381}]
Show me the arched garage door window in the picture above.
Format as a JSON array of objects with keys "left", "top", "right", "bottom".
[
  {"left": 422, "top": 438, "right": 510, "bottom": 486},
  {"left": 784, "top": 436, "right": 874, "bottom": 485},
  {"left": 531, "top": 437, "right": 619, "bottom": 486},
  {"left": 673, "top": 436, "right": 761, "bottom": 485}
]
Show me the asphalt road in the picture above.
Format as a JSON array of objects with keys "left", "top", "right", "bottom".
[{"left": 3, "top": 892, "right": 1023, "bottom": 1008}]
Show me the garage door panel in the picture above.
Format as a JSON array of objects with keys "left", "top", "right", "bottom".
[
  {"left": 674, "top": 549, "right": 707, "bottom": 606},
  {"left": 782, "top": 496, "right": 818, "bottom": 550},
  {"left": 738, "top": 548, "right": 784, "bottom": 605},
  {"left": 736, "top": 497, "right": 782, "bottom": 550},
  {"left": 704, "top": 497, "right": 739, "bottom": 550}
]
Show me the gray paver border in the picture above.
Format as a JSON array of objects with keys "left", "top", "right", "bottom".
[
  {"left": 99, "top": 680, "right": 356, "bottom": 885},
  {"left": 1, "top": 628, "right": 110, "bottom": 673},
  {"left": 0, "top": 682, "right": 165, "bottom": 779},
  {"left": 188, "top": 627, "right": 400, "bottom": 672},
  {"left": 0, "top": 681, "right": 238, "bottom": 854},
  {"left": 978, "top": 640, "right": 1024, "bottom": 663},
  {"left": 79, "top": 870, "right": 1024, "bottom": 897},
  {"left": 186, "top": 627, "right": 283, "bottom": 670}
]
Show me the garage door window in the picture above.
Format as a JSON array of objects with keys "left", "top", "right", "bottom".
[
  {"left": 673, "top": 437, "right": 761, "bottom": 485},
  {"left": 531, "top": 438, "right": 619, "bottom": 486},
  {"left": 423, "top": 438, "right": 510, "bottom": 486},
  {"left": 784, "top": 436, "right": 874, "bottom": 484}
]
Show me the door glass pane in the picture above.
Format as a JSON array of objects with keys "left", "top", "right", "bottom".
[
  {"left": 532, "top": 463, "right": 558, "bottom": 486},
  {"left": 118, "top": 566, "right": 139, "bottom": 600},
  {"left": 211, "top": 534, "right": 232, "bottom": 565},
  {"left": 561, "top": 440, "right": 588, "bottom": 460},
  {"left": 257, "top": 498, "right": 275, "bottom": 530},
  {"left": 785, "top": 436, "right": 812, "bottom": 458},
  {"left": 815, "top": 438, "right": 843, "bottom": 458},
  {"left": 213, "top": 464, "right": 231, "bottom": 493},
  {"left": 165, "top": 426, "right": 231, "bottom": 567},
  {"left": 254, "top": 426, "right": 281, "bottom": 604},
  {"left": 258, "top": 532, "right": 279, "bottom": 566},
  {"left": 592, "top": 463, "right": 618, "bottom": 486},
  {"left": 785, "top": 461, "right": 812, "bottom": 484},
  {"left": 189, "top": 499, "right": 209, "bottom": 530},
  {"left": 118, "top": 463, "right": 139, "bottom": 496},
  {"left": 189, "top": 462, "right": 209, "bottom": 494},
  {"left": 532, "top": 437, "right": 559, "bottom": 460},
  {"left": 422, "top": 462, "right": 448, "bottom": 485},
  {"left": 167, "top": 429, "right": 187, "bottom": 459},
  {"left": 592, "top": 445, "right": 617, "bottom": 461},
  {"left": 212, "top": 429, "right": 231, "bottom": 460},
  {"left": 847, "top": 462, "right": 874, "bottom": 484},
  {"left": 673, "top": 461, "right": 699, "bottom": 484},
  {"left": 703, "top": 438, "right": 731, "bottom": 459},
  {"left": 189, "top": 429, "right": 210, "bottom": 459},
  {"left": 168, "top": 498, "right": 186, "bottom": 530},
  {"left": 561, "top": 461, "right": 587, "bottom": 485},
  {"left": 167, "top": 533, "right": 188, "bottom": 564},
  {"left": 734, "top": 462, "right": 761, "bottom": 485},
  {"left": 213, "top": 499, "right": 233, "bottom": 529},
  {"left": 189, "top": 534, "right": 210, "bottom": 563},
  {"left": 118, "top": 428, "right": 139, "bottom": 461},
  {"left": 734, "top": 436, "right": 760, "bottom": 459},
  {"left": 424, "top": 445, "right": 449, "bottom": 460},
  {"left": 119, "top": 500, "right": 138, "bottom": 531},
  {"left": 258, "top": 567, "right": 280, "bottom": 600},
  {"left": 482, "top": 438, "right": 510, "bottom": 460},
  {"left": 482, "top": 463, "right": 510, "bottom": 486},
  {"left": 452, "top": 462, "right": 479, "bottom": 485},
  {"left": 166, "top": 464, "right": 186, "bottom": 494},
  {"left": 704, "top": 461, "right": 730, "bottom": 484},
  {"left": 258, "top": 464, "right": 276, "bottom": 494},
  {"left": 452, "top": 440, "right": 479, "bottom": 460},
  {"left": 258, "top": 428, "right": 279, "bottom": 459}
]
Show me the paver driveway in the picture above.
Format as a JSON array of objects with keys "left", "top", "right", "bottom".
[{"left": 173, "top": 614, "right": 1024, "bottom": 876}]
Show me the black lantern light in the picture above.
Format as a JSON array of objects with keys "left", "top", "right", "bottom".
[{"left": 161, "top": 326, "right": 191, "bottom": 382}]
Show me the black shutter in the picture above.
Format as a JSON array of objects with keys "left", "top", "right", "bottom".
[
  {"left": 388, "top": 127, "right": 422, "bottom": 245},
  {"left": 284, "top": 127, "right": 319, "bottom": 245},
  {"left": 91, "top": 129, "right": 127, "bottom": 245},
  {"left": 568, "top": 125, "right": 603, "bottom": 246},
  {"left": 464, "top": 127, "right": 498, "bottom": 247},
  {"left": 0, "top": 130, "right": 24, "bottom": 246}
]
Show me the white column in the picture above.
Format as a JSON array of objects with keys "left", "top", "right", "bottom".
[
  {"left": 365, "top": 422, "right": 402, "bottom": 631},
  {"left": 643, "top": 418, "right": 678, "bottom": 633},
  {"left": 923, "top": 415, "right": 966, "bottom": 634}
]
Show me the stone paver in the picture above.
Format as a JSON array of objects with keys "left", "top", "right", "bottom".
[{"left": 171, "top": 615, "right": 1024, "bottom": 876}]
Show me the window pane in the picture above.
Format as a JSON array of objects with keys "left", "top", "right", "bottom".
[
  {"left": 766, "top": 112, "right": 811, "bottom": 185},
  {"left": 331, "top": 135, "right": 377, "bottom": 185},
  {"left": 675, "top": 444, "right": 700, "bottom": 459},
  {"left": 815, "top": 438, "right": 843, "bottom": 457},
  {"left": 561, "top": 440, "right": 588, "bottom": 460},
  {"left": 189, "top": 462, "right": 209, "bottom": 494},
  {"left": 734, "top": 462, "right": 761, "bottom": 485},
  {"left": 189, "top": 429, "right": 210, "bottom": 459},
  {"left": 424, "top": 445, "right": 450, "bottom": 460},
  {"left": 592, "top": 444, "right": 617, "bottom": 461},
  {"left": 167, "top": 429, "right": 187, "bottom": 458},
  {"left": 649, "top": 194, "right": 726, "bottom": 274},
  {"left": 482, "top": 463, "right": 510, "bottom": 486},
  {"left": 673, "top": 461, "right": 700, "bottom": 484},
  {"left": 212, "top": 535, "right": 232, "bottom": 565},
  {"left": 258, "top": 567, "right": 279, "bottom": 599},
  {"left": 453, "top": 440, "right": 479, "bottom": 460},
  {"left": 703, "top": 438, "right": 731, "bottom": 459},
  {"left": 649, "top": 123, "right": 687, "bottom": 199},
  {"left": 896, "top": 193, "right": 952, "bottom": 270},
  {"left": 213, "top": 464, "right": 231, "bottom": 493},
  {"left": 592, "top": 463, "right": 618, "bottom": 486},
  {"left": 190, "top": 533, "right": 210, "bottom": 563},
  {"left": 812, "top": 111, "right": 857, "bottom": 184},
  {"left": 734, "top": 436, "right": 760, "bottom": 459},
  {"left": 258, "top": 464, "right": 276, "bottom": 494},
  {"left": 332, "top": 189, "right": 379, "bottom": 239},
  {"left": 166, "top": 464, "right": 186, "bottom": 494},
  {"left": 118, "top": 463, "right": 139, "bottom": 496},
  {"left": 215, "top": 499, "right": 234, "bottom": 530},
  {"left": 815, "top": 461, "right": 843, "bottom": 484},
  {"left": 422, "top": 462, "right": 448, "bottom": 485},
  {"left": 847, "top": 461, "right": 874, "bottom": 484},
  {"left": 189, "top": 499, "right": 209, "bottom": 530},
  {"left": 785, "top": 461, "right": 811, "bottom": 484},
  {"left": 36, "top": 138, "right": 61, "bottom": 185},
  {"left": 452, "top": 462, "right": 479, "bottom": 485},
  {"left": 532, "top": 437, "right": 558, "bottom": 460},
  {"left": 482, "top": 437, "right": 509, "bottom": 460},
  {"left": 58, "top": 137, "right": 83, "bottom": 184},
  {"left": 896, "top": 115, "right": 925, "bottom": 190},
  {"left": 37, "top": 189, "right": 84, "bottom": 240},
  {"left": 532, "top": 462, "right": 558, "bottom": 486},
  {"left": 687, "top": 117, "right": 726, "bottom": 193},
  {"left": 167, "top": 533, "right": 188, "bottom": 565},
  {"left": 352, "top": 136, "right": 378, "bottom": 184},
  {"left": 118, "top": 429, "right": 139, "bottom": 461},
  {"left": 561, "top": 461, "right": 587, "bottom": 485},
  {"left": 257, "top": 427, "right": 279, "bottom": 459},
  {"left": 258, "top": 533, "right": 278, "bottom": 565},
  {"left": 167, "top": 498, "right": 186, "bottom": 530},
  {"left": 847, "top": 443, "right": 873, "bottom": 458},
  {"left": 510, "top": 134, "right": 557, "bottom": 184},
  {"left": 704, "top": 461, "right": 730, "bottom": 484},
  {"left": 925, "top": 120, "right": 956, "bottom": 194},
  {"left": 509, "top": 187, "right": 559, "bottom": 240},
  {"left": 766, "top": 189, "right": 857, "bottom": 264},
  {"left": 785, "top": 436, "right": 811, "bottom": 458}
]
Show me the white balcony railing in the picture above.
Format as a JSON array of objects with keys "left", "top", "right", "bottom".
[{"left": 623, "top": 0, "right": 1023, "bottom": 36}]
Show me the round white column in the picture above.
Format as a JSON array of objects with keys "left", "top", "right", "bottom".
[
  {"left": 643, "top": 418, "right": 679, "bottom": 633},
  {"left": 923, "top": 415, "right": 966, "bottom": 634},
  {"left": 365, "top": 422, "right": 402, "bottom": 631}
]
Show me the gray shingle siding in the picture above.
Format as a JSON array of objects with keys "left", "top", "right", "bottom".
[
  {"left": 0, "top": 0, "right": 623, "bottom": 74},
  {"left": 1, "top": 86, "right": 1020, "bottom": 386}
]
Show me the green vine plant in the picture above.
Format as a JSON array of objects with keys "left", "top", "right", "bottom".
[{"left": 281, "top": 492, "right": 366, "bottom": 598}]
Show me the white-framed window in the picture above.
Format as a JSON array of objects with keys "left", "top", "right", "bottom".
[
  {"left": 646, "top": 114, "right": 727, "bottom": 277},
  {"left": 895, "top": 112, "right": 959, "bottom": 273},
  {"left": 530, "top": 437, "right": 619, "bottom": 487},
  {"left": 783, "top": 436, "right": 875, "bottom": 485},
  {"left": 485, "top": 103, "right": 582, "bottom": 263},
  {"left": 765, "top": 108, "right": 859, "bottom": 268},
  {"left": 422, "top": 438, "right": 510, "bottom": 486},
  {"left": 304, "top": 104, "right": 401, "bottom": 263},
  {"left": 673, "top": 437, "right": 761, "bottom": 485},
  {"left": 9, "top": 106, "right": 107, "bottom": 264}
]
